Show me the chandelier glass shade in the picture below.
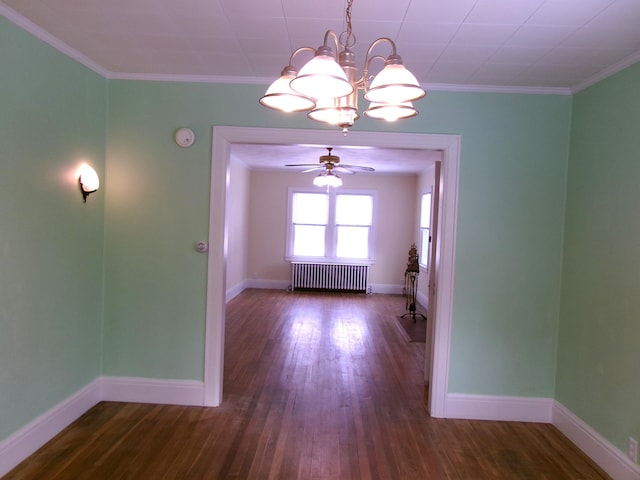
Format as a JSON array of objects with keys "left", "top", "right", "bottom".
[
  {"left": 363, "top": 60, "right": 426, "bottom": 104},
  {"left": 307, "top": 97, "right": 359, "bottom": 126},
  {"left": 258, "top": 66, "right": 316, "bottom": 113},
  {"left": 289, "top": 47, "right": 354, "bottom": 100},
  {"left": 363, "top": 101, "right": 417, "bottom": 121},
  {"left": 259, "top": 0, "right": 425, "bottom": 134}
]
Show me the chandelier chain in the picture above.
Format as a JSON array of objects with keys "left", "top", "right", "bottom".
[{"left": 343, "top": 0, "right": 355, "bottom": 48}]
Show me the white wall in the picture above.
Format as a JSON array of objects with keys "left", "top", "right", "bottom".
[
  {"left": 245, "top": 169, "right": 419, "bottom": 291},
  {"left": 226, "top": 158, "right": 250, "bottom": 297}
]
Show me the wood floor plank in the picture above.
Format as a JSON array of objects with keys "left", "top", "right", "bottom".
[{"left": 3, "top": 290, "right": 612, "bottom": 480}]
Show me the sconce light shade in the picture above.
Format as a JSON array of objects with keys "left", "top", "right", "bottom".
[{"left": 78, "top": 163, "right": 99, "bottom": 203}]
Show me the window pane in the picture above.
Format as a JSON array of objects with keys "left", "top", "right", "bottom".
[
  {"left": 336, "top": 226, "right": 369, "bottom": 258},
  {"left": 420, "top": 229, "right": 429, "bottom": 267},
  {"left": 293, "top": 193, "right": 328, "bottom": 225},
  {"left": 420, "top": 193, "right": 432, "bottom": 228},
  {"left": 293, "top": 225, "right": 325, "bottom": 256},
  {"left": 336, "top": 195, "right": 372, "bottom": 225}
]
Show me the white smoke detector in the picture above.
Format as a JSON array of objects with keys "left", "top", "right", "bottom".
[{"left": 175, "top": 127, "right": 195, "bottom": 147}]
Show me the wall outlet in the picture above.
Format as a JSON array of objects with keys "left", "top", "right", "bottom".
[{"left": 629, "top": 437, "right": 638, "bottom": 463}]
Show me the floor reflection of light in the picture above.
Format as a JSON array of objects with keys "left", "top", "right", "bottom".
[
  {"left": 332, "top": 318, "right": 367, "bottom": 354},
  {"left": 291, "top": 316, "right": 319, "bottom": 340},
  {"left": 287, "top": 313, "right": 369, "bottom": 356}
]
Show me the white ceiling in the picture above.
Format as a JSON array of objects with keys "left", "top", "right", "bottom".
[
  {"left": 230, "top": 143, "right": 440, "bottom": 174},
  {"left": 4, "top": 0, "right": 639, "bottom": 173},
  {"left": 2, "top": 0, "right": 640, "bottom": 94}
]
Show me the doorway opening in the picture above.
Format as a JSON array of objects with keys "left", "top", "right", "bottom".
[{"left": 204, "top": 127, "right": 460, "bottom": 418}]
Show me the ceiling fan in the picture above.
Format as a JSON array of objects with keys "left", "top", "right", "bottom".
[{"left": 285, "top": 147, "right": 375, "bottom": 176}]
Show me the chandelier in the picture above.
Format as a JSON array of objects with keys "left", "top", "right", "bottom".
[{"left": 259, "top": 0, "right": 426, "bottom": 135}]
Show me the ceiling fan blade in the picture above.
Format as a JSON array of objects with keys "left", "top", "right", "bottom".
[
  {"left": 301, "top": 166, "right": 324, "bottom": 173},
  {"left": 284, "top": 163, "right": 321, "bottom": 167},
  {"left": 334, "top": 166, "right": 357, "bottom": 175},
  {"left": 339, "top": 164, "right": 376, "bottom": 172}
]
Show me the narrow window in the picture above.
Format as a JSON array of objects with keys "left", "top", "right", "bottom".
[
  {"left": 419, "top": 192, "right": 432, "bottom": 268},
  {"left": 335, "top": 194, "right": 373, "bottom": 259},
  {"left": 291, "top": 192, "right": 328, "bottom": 257}
]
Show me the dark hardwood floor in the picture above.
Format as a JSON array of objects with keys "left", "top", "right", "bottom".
[{"left": 4, "top": 289, "right": 611, "bottom": 479}]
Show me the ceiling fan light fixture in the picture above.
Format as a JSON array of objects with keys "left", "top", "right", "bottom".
[
  {"left": 364, "top": 101, "right": 418, "bottom": 122},
  {"left": 287, "top": 147, "right": 373, "bottom": 186},
  {"left": 325, "top": 171, "right": 343, "bottom": 187},
  {"left": 312, "top": 170, "right": 342, "bottom": 187},
  {"left": 313, "top": 172, "right": 327, "bottom": 187},
  {"left": 259, "top": 66, "right": 316, "bottom": 112}
]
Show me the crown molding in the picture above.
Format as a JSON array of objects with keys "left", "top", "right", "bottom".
[
  {"left": 422, "top": 82, "right": 572, "bottom": 96},
  {"left": 105, "top": 72, "right": 267, "bottom": 85},
  {"left": 107, "top": 73, "right": 572, "bottom": 95},
  {"left": 571, "top": 51, "right": 640, "bottom": 94},
  {"left": 1, "top": 2, "right": 109, "bottom": 77}
]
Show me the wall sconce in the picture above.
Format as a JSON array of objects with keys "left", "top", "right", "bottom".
[{"left": 78, "top": 163, "right": 99, "bottom": 203}]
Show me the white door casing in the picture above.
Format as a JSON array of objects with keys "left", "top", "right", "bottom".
[{"left": 205, "top": 126, "right": 460, "bottom": 418}]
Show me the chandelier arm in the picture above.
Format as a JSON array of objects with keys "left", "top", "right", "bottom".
[
  {"left": 361, "top": 54, "right": 388, "bottom": 90},
  {"left": 361, "top": 38, "right": 398, "bottom": 89},
  {"left": 288, "top": 46, "right": 316, "bottom": 69},
  {"left": 365, "top": 37, "right": 398, "bottom": 58},
  {"left": 322, "top": 30, "right": 341, "bottom": 60}
]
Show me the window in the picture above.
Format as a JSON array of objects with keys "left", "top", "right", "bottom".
[
  {"left": 287, "top": 188, "right": 376, "bottom": 263},
  {"left": 419, "top": 192, "right": 432, "bottom": 268}
]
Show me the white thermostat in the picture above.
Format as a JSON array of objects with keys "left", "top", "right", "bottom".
[{"left": 175, "top": 127, "right": 195, "bottom": 147}]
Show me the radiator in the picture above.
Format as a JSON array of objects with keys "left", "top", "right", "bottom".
[{"left": 291, "top": 263, "right": 370, "bottom": 293}]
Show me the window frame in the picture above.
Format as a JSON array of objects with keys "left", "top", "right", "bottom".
[{"left": 286, "top": 187, "right": 377, "bottom": 265}]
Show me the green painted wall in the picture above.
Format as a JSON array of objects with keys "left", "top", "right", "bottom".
[
  {"left": 439, "top": 93, "right": 571, "bottom": 397},
  {"left": 557, "top": 62, "right": 640, "bottom": 453},
  {"left": 7, "top": 5, "right": 640, "bottom": 467},
  {"left": 0, "top": 18, "right": 107, "bottom": 439},
  {"left": 3, "top": 8, "right": 595, "bottom": 451},
  {"left": 104, "top": 80, "right": 571, "bottom": 399}
]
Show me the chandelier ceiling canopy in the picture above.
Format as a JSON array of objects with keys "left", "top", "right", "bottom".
[{"left": 259, "top": 0, "right": 426, "bottom": 135}]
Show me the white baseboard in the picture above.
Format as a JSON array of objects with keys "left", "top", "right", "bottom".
[
  {"left": 245, "top": 279, "right": 290, "bottom": 291},
  {"left": 2, "top": 383, "right": 637, "bottom": 480},
  {"left": 100, "top": 376, "right": 205, "bottom": 406},
  {"left": 370, "top": 283, "right": 403, "bottom": 295},
  {"left": 0, "top": 378, "right": 102, "bottom": 478},
  {"left": 225, "top": 280, "right": 248, "bottom": 302},
  {"left": 230, "top": 280, "right": 406, "bottom": 296},
  {"left": 227, "top": 280, "right": 291, "bottom": 301},
  {"left": 553, "top": 401, "right": 640, "bottom": 480},
  {"left": 416, "top": 290, "right": 428, "bottom": 308},
  {"left": 445, "top": 393, "right": 554, "bottom": 423},
  {"left": 0, "top": 376, "right": 204, "bottom": 477},
  {"left": 444, "top": 394, "right": 640, "bottom": 479}
]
